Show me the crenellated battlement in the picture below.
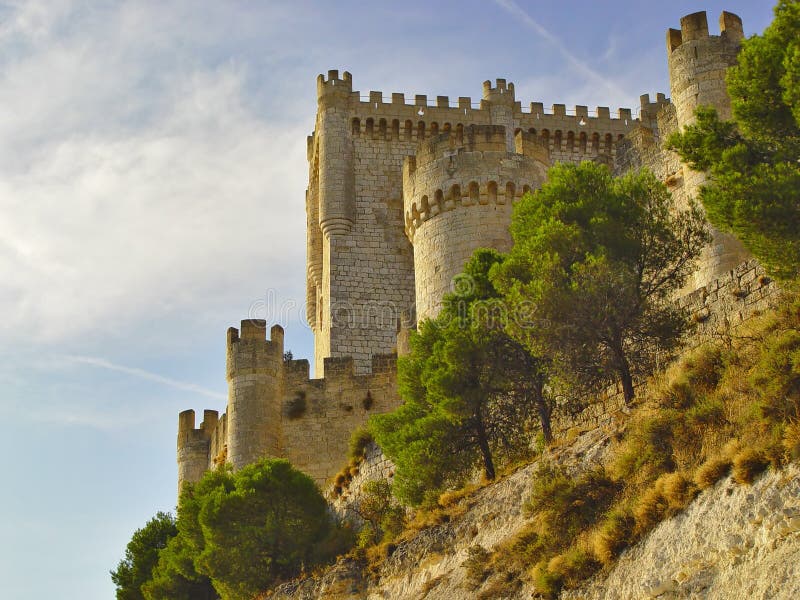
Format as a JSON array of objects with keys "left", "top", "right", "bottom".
[
  {"left": 666, "top": 9, "right": 751, "bottom": 286},
  {"left": 667, "top": 10, "right": 744, "bottom": 53},
  {"left": 482, "top": 78, "right": 516, "bottom": 106},
  {"left": 403, "top": 126, "right": 550, "bottom": 241},
  {"left": 225, "top": 319, "right": 284, "bottom": 381},
  {"left": 316, "top": 69, "right": 353, "bottom": 105},
  {"left": 320, "top": 72, "right": 641, "bottom": 149},
  {"left": 408, "top": 125, "right": 508, "bottom": 173}
]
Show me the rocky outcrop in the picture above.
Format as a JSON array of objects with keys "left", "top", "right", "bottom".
[
  {"left": 273, "top": 428, "right": 800, "bottom": 600},
  {"left": 564, "top": 465, "right": 800, "bottom": 600}
]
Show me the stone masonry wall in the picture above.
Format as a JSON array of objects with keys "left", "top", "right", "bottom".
[
  {"left": 307, "top": 72, "right": 640, "bottom": 375},
  {"left": 329, "top": 440, "right": 395, "bottom": 525},
  {"left": 403, "top": 127, "right": 550, "bottom": 320},
  {"left": 279, "top": 354, "right": 399, "bottom": 485}
]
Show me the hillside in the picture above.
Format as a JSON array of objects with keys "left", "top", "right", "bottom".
[{"left": 270, "top": 293, "right": 800, "bottom": 600}]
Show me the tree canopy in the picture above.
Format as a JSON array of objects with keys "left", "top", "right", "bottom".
[
  {"left": 111, "top": 512, "right": 178, "bottom": 600},
  {"left": 492, "top": 162, "right": 709, "bottom": 404},
  {"left": 115, "top": 459, "right": 344, "bottom": 600},
  {"left": 667, "top": 0, "right": 800, "bottom": 279},
  {"left": 370, "top": 249, "right": 552, "bottom": 505}
]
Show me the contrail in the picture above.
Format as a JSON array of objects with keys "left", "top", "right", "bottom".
[
  {"left": 65, "top": 355, "right": 227, "bottom": 400},
  {"left": 493, "top": 0, "right": 630, "bottom": 100}
]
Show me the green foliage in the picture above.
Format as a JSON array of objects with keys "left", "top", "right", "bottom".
[
  {"left": 531, "top": 560, "right": 563, "bottom": 599},
  {"left": 525, "top": 464, "right": 619, "bottom": 541},
  {"left": 196, "top": 460, "right": 331, "bottom": 600},
  {"left": 667, "top": 1, "right": 800, "bottom": 279},
  {"left": 354, "top": 480, "right": 406, "bottom": 547},
  {"left": 750, "top": 329, "right": 800, "bottom": 422},
  {"left": 546, "top": 547, "right": 599, "bottom": 589},
  {"left": 592, "top": 508, "right": 636, "bottom": 565},
  {"left": 111, "top": 512, "right": 178, "bottom": 600},
  {"left": 612, "top": 412, "right": 679, "bottom": 482},
  {"left": 494, "top": 162, "right": 708, "bottom": 404},
  {"left": 141, "top": 459, "right": 343, "bottom": 600},
  {"left": 462, "top": 545, "right": 491, "bottom": 589},
  {"left": 371, "top": 249, "right": 552, "bottom": 505}
]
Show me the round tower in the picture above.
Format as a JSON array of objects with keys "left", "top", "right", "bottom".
[
  {"left": 225, "top": 319, "right": 284, "bottom": 470},
  {"left": 404, "top": 125, "right": 550, "bottom": 320},
  {"left": 177, "top": 409, "right": 215, "bottom": 493},
  {"left": 667, "top": 10, "right": 750, "bottom": 288}
]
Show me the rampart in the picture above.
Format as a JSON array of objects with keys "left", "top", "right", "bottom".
[
  {"left": 402, "top": 125, "right": 550, "bottom": 319},
  {"left": 177, "top": 319, "right": 400, "bottom": 491}
]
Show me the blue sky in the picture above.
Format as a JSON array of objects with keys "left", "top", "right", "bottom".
[{"left": 0, "top": 1, "right": 775, "bottom": 598}]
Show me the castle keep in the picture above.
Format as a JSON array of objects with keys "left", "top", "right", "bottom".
[{"left": 176, "top": 10, "right": 753, "bottom": 492}]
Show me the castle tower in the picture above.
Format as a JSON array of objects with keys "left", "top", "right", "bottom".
[
  {"left": 307, "top": 71, "right": 357, "bottom": 376},
  {"left": 176, "top": 408, "right": 217, "bottom": 492},
  {"left": 482, "top": 79, "right": 517, "bottom": 151},
  {"left": 667, "top": 10, "right": 750, "bottom": 287},
  {"left": 404, "top": 125, "right": 550, "bottom": 320},
  {"left": 225, "top": 319, "right": 284, "bottom": 469}
]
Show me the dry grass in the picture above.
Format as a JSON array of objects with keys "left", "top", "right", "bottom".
[
  {"left": 694, "top": 455, "right": 732, "bottom": 489},
  {"left": 591, "top": 508, "right": 636, "bottom": 565},
  {"left": 784, "top": 421, "right": 800, "bottom": 461},
  {"left": 732, "top": 448, "right": 771, "bottom": 484}
]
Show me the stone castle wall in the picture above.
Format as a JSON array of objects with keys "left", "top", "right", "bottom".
[
  {"left": 176, "top": 320, "right": 401, "bottom": 491},
  {"left": 176, "top": 8, "right": 764, "bottom": 499},
  {"left": 307, "top": 72, "right": 639, "bottom": 375},
  {"left": 402, "top": 126, "right": 550, "bottom": 319}
]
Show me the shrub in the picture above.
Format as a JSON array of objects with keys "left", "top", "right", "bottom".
[
  {"left": 694, "top": 456, "right": 732, "bottom": 489},
  {"left": 462, "top": 545, "right": 490, "bottom": 590},
  {"left": 612, "top": 412, "right": 678, "bottom": 481},
  {"left": 633, "top": 486, "right": 669, "bottom": 532},
  {"left": 732, "top": 448, "right": 771, "bottom": 484},
  {"left": 683, "top": 345, "right": 726, "bottom": 392},
  {"left": 658, "top": 472, "right": 698, "bottom": 511},
  {"left": 546, "top": 546, "right": 599, "bottom": 588},
  {"left": 750, "top": 330, "right": 800, "bottom": 423},
  {"left": 687, "top": 398, "right": 727, "bottom": 428},
  {"left": 525, "top": 465, "right": 619, "bottom": 542},
  {"left": 531, "top": 560, "right": 562, "bottom": 600},
  {"left": 348, "top": 426, "right": 374, "bottom": 463},
  {"left": 633, "top": 472, "right": 697, "bottom": 533},
  {"left": 657, "top": 374, "right": 695, "bottom": 410},
  {"left": 592, "top": 508, "right": 635, "bottom": 565},
  {"left": 355, "top": 480, "right": 405, "bottom": 547},
  {"left": 783, "top": 422, "right": 800, "bottom": 461}
]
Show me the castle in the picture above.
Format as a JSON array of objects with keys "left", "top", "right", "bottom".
[{"left": 176, "top": 10, "right": 753, "bottom": 493}]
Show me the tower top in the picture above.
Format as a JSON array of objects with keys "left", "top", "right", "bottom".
[{"left": 667, "top": 10, "right": 744, "bottom": 52}]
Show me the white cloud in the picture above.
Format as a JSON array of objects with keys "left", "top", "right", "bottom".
[{"left": 0, "top": 1, "right": 311, "bottom": 346}]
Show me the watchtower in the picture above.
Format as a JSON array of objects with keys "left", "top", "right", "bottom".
[
  {"left": 667, "top": 11, "right": 750, "bottom": 287},
  {"left": 403, "top": 124, "right": 550, "bottom": 320}
]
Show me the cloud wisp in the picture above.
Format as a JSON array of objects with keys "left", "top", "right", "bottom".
[
  {"left": 493, "top": 0, "right": 631, "bottom": 100},
  {"left": 64, "top": 355, "right": 226, "bottom": 400}
]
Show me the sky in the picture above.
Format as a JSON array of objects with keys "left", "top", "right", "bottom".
[{"left": 0, "top": 1, "right": 776, "bottom": 598}]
